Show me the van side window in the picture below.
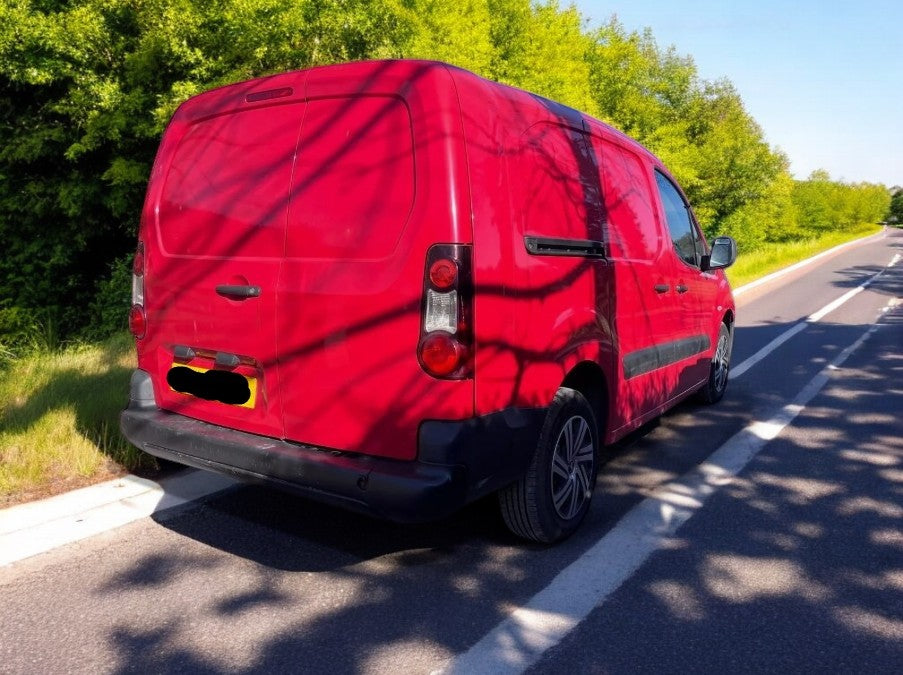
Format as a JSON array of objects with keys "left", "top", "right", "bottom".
[{"left": 654, "top": 171, "right": 698, "bottom": 267}]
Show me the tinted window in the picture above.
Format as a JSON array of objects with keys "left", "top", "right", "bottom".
[{"left": 654, "top": 171, "right": 698, "bottom": 267}]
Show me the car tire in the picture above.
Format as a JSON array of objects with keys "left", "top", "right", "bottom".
[
  {"left": 499, "top": 387, "right": 598, "bottom": 543},
  {"left": 698, "top": 322, "right": 732, "bottom": 404}
]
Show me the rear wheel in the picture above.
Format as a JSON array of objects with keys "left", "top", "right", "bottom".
[
  {"left": 699, "top": 322, "right": 732, "bottom": 404},
  {"left": 499, "top": 387, "right": 598, "bottom": 543}
]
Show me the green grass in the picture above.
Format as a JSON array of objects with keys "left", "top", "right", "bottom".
[
  {"left": 0, "top": 333, "right": 158, "bottom": 506},
  {"left": 726, "top": 223, "right": 882, "bottom": 289},
  {"left": 0, "top": 223, "right": 886, "bottom": 506}
]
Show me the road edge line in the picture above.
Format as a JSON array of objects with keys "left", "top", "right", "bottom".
[
  {"left": 731, "top": 251, "right": 898, "bottom": 379},
  {"left": 732, "top": 229, "right": 885, "bottom": 297}
]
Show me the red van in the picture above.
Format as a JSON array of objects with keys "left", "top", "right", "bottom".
[{"left": 121, "top": 60, "right": 736, "bottom": 543}]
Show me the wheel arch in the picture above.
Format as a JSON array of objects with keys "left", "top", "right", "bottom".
[
  {"left": 561, "top": 360, "right": 610, "bottom": 445},
  {"left": 722, "top": 308, "right": 735, "bottom": 330}
]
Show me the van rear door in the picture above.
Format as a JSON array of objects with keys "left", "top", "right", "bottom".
[
  {"left": 277, "top": 64, "right": 473, "bottom": 461},
  {"left": 145, "top": 97, "right": 304, "bottom": 438}
]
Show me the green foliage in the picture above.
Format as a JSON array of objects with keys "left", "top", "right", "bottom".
[
  {"left": 81, "top": 255, "right": 131, "bottom": 342},
  {"left": 586, "top": 21, "right": 786, "bottom": 240},
  {"left": 791, "top": 171, "right": 890, "bottom": 236},
  {"left": 0, "top": 0, "right": 891, "bottom": 350},
  {"left": 886, "top": 189, "right": 903, "bottom": 224}
]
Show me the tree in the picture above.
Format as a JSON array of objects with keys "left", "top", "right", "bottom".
[{"left": 888, "top": 188, "right": 903, "bottom": 224}]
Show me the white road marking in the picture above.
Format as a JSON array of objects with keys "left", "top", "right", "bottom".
[
  {"left": 439, "top": 302, "right": 892, "bottom": 675},
  {"left": 732, "top": 229, "right": 886, "bottom": 297},
  {"left": 730, "top": 253, "right": 899, "bottom": 379}
]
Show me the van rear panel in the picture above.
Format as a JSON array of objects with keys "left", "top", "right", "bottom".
[{"left": 138, "top": 62, "right": 474, "bottom": 460}]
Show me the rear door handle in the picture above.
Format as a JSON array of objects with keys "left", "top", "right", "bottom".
[
  {"left": 676, "top": 284, "right": 689, "bottom": 294},
  {"left": 216, "top": 284, "right": 261, "bottom": 299},
  {"left": 654, "top": 284, "right": 670, "bottom": 294}
]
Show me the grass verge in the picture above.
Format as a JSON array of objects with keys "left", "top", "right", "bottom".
[
  {"left": 726, "top": 223, "right": 882, "bottom": 289},
  {"left": 0, "top": 223, "right": 887, "bottom": 507},
  {"left": 0, "top": 333, "right": 159, "bottom": 507}
]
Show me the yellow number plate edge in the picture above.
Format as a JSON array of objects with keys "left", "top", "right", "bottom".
[{"left": 169, "top": 363, "right": 258, "bottom": 409}]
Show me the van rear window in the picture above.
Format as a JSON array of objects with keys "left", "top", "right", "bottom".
[
  {"left": 159, "top": 105, "right": 304, "bottom": 257},
  {"left": 286, "top": 96, "right": 415, "bottom": 260}
]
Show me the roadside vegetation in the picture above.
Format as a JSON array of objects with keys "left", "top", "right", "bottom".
[
  {"left": 0, "top": 333, "right": 153, "bottom": 507},
  {"left": 0, "top": 1, "right": 895, "bottom": 505},
  {"left": 725, "top": 222, "right": 883, "bottom": 288}
]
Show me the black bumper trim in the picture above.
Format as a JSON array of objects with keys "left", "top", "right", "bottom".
[{"left": 120, "top": 371, "right": 546, "bottom": 523}]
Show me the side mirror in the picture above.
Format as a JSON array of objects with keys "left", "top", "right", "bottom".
[{"left": 703, "top": 236, "right": 737, "bottom": 271}]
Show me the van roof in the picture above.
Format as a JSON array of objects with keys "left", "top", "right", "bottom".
[{"left": 169, "top": 60, "right": 657, "bottom": 164}]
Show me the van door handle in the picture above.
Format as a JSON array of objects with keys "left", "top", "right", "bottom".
[
  {"left": 654, "top": 284, "right": 670, "bottom": 294},
  {"left": 216, "top": 284, "right": 261, "bottom": 299},
  {"left": 676, "top": 284, "right": 689, "bottom": 294}
]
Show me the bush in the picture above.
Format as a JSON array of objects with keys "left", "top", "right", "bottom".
[
  {"left": 80, "top": 256, "right": 131, "bottom": 342},
  {"left": 0, "top": 306, "right": 58, "bottom": 363}
]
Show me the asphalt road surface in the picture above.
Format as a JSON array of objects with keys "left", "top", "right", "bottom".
[{"left": 2, "top": 229, "right": 901, "bottom": 674}]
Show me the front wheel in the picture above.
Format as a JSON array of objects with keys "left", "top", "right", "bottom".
[
  {"left": 699, "top": 322, "right": 732, "bottom": 404},
  {"left": 499, "top": 387, "right": 598, "bottom": 544}
]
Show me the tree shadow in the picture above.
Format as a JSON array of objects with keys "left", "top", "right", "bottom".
[{"left": 529, "top": 309, "right": 903, "bottom": 672}]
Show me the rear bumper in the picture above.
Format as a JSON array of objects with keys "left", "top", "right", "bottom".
[{"left": 120, "top": 370, "right": 544, "bottom": 522}]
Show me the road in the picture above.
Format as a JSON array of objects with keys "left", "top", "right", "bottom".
[{"left": 2, "top": 229, "right": 901, "bottom": 674}]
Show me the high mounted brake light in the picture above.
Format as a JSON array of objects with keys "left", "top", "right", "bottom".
[{"left": 417, "top": 244, "right": 473, "bottom": 379}]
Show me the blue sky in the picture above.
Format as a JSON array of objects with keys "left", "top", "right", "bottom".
[{"left": 574, "top": 0, "right": 903, "bottom": 187}]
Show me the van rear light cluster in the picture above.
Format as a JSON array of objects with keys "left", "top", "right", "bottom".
[
  {"left": 417, "top": 244, "right": 473, "bottom": 379},
  {"left": 129, "top": 241, "right": 146, "bottom": 339}
]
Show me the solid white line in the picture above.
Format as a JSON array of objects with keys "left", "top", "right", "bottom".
[
  {"left": 439, "top": 306, "right": 888, "bottom": 675},
  {"left": 730, "top": 253, "right": 899, "bottom": 380},
  {"left": 732, "top": 229, "right": 885, "bottom": 297},
  {"left": 730, "top": 322, "right": 807, "bottom": 380},
  {"left": 0, "top": 471, "right": 236, "bottom": 567}
]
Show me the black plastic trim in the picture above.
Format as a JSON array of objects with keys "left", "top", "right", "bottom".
[
  {"left": 120, "top": 371, "right": 545, "bottom": 523},
  {"left": 215, "top": 284, "right": 261, "bottom": 298},
  {"left": 623, "top": 335, "right": 711, "bottom": 379},
  {"left": 524, "top": 236, "right": 607, "bottom": 258}
]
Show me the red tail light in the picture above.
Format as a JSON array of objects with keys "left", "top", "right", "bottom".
[
  {"left": 130, "top": 242, "right": 146, "bottom": 339},
  {"left": 417, "top": 244, "right": 473, "bottom": 379},
  {"left": 129, "top": 304, "right": 146, "bottom": 339},
  {"left": 429, "top": 258, "right": 458, "bottom": 290},
  {"left": 419, "top": 333, "right": 463, "bottom": 376}
]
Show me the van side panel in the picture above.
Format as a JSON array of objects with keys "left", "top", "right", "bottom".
[
  {"left": 453, "top": 71, "right": 614, "bottom": 418},
  {"left": 587, "top": 130, "right": 685, "bottom": 434}
]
